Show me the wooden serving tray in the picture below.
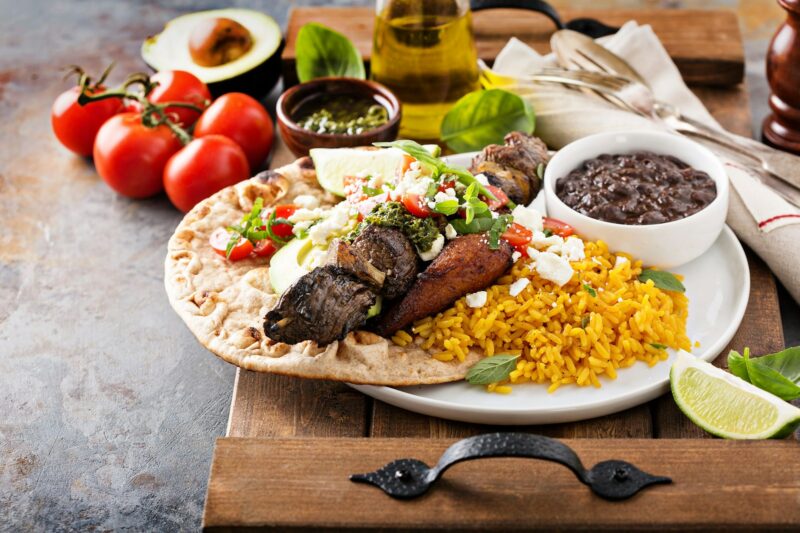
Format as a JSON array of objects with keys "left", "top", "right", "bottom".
[{"left": 203, "top": 7, "right": 796, "bottom": 531}]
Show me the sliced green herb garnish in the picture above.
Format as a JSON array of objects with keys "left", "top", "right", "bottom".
[
  {"left": 543, "top": 228, "right": 553, "bottom": 237},
  {"left": 450, "top": 217, "right": 495, "bottom": 234},
  {"left": 488, "top": 215, "right": 512, "bottom": 250},
  {"left": 225, "top": 197, "right": 270, "bottom": 258},
  {"left": 362, "top": 185, "right": 383, "bottom": 197},
  {"left": 582, "top": 283, "right": 596, "bottom": 297},
  {"left": 465, "top": 354, "right": 520, "bottom": 385},
  {"left": 650, "top": 343, "right": 668, "bottom": 350},
  {"left": 728, "top": 346, "right": 800, "bottom": 401},
  {"left": 434, "top": 199, "right": 459, "bottom": 216},
  {"left": 580, "top": 315, "right": 590, "bottom": 329},
  {"left": 638, "top": 269, "right": 685, "bottom": 293}
]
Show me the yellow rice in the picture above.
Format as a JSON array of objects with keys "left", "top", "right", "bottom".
[{"left": 395, "top": 240, "right": 691, "bottom": 392}]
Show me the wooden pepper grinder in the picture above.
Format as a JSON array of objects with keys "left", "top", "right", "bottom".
[{"left": 763, "top": 0, "right": 800, "bottom": 153}]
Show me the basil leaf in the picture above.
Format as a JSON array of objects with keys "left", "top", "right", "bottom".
[
  {"left": 743, "top": 347, "right": 800, "bottom": 401},
  {"left": 466, "top": 354, "right": 520, "bottom": 385},
  {"left": 450, "top": 217, "right": 495, "bottom": 234},
  {"left": 441, "top": 89, "right": 535, "bottom": 153},
  {"left": 295, "top": 23, "right": 365, "bottom": 83},
  {"left": 638, "top": 269, "right": 685, "bottom": 293},
  {"left": 582, "top": 283, "right": 596, "bottom": 297},
  {"left": 727, "top": 349, "right": 750, "bottom": 381},
  {"left": 434, "top": 199, "right": 459, "bottom": 216}
]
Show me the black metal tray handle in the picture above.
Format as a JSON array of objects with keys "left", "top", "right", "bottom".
[
  {"left": 470, "top": 0, "right": 618, "bottom": 39},
  {"left": 351, "top": 432, "right": 671, "bottom": 500}
]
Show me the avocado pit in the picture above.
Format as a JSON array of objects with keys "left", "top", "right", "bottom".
[{"left": 189, "top": 17, "right": 253, "bottom": 67}]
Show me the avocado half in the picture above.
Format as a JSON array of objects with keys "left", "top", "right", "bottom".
[{"left": 142, "top": 9, "right": 284, "bottom": 99}]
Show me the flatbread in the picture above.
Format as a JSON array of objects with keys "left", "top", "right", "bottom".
[{"left": 164, "top": 156, "right": 480, "bottom": 385}]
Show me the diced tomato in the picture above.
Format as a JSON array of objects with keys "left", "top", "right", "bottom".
[
  {"left": 402, "top": 193, "right": 434, "bottom": 218},
  {"left": 543, "top": 217, "right": 575, "bottom": 237},
  {"left": 253, "top": 238, "right": 279, "bottom": 258},
  {"left": 501, "top": 223, "right": 533, "bottom": 246},
  {"left": 210, "top": 227, "right": 254, "bottom": 261},
  {"left": 262, "top": 204, "right": 297, "bottom": 238},
  {"left": 437, "top": 179, "right": 456, "bottom": 193},
  {"left": 483, "top": 185, "right": 509, "bottom": 210},
  {"left": 513, "top": 243, "right": 529, "bottom": 258},
  {"left": 398, "top": 154, "right": 415, "bottom": 176},
  {"left": 343, "top": 175, "right": 367, "bottom": 202}
]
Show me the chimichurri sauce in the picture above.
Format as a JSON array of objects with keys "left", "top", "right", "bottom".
[{"left": 293, "top": 94, "right": 389, "bottom": 135}]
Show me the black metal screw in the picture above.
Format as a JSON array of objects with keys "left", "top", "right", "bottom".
[
  {"left": 613, "top": 467, "right": 629, "bottom": 482},
  {"left": 394, "top": 469, "right": 413, "bottom": 483}
]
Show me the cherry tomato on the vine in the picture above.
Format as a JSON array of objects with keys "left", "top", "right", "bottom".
[
  {"left": 135, "top": 70, "right": 211, "bottom": 127},
  {"left": 210, "top": 228, "right": 254, "bottom": 261},
  {"left": 51, "top": 86, "right": 121, "bottom": 156},
  {"left": 93, "top": 112, "right": 182, "bottom": 198},
  {"left": 164, "top": 134, "right": 250, "bottom": 213},
  {"left": 402, "top": 193, "right": 433, "bottom": 218},
  {"left": 194, "top": 92, "right": 274, "bottom": 172}
]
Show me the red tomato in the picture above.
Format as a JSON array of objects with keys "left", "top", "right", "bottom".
[
  {"left": 398, "top": 154, "right": 415, "bottom": 176},
  {"left": 437, "top": 179, "right": 456, "bottom": 193},
  {"left": 210, "top": 228, "right": 253, "bottom": 261},
  {"left": 501, "top": 223, "right": 533, "bottom": 246},
  {"left": 484, "top": 185, "right": 510, "bottom": 210},
  {"left": 402, "top": 193, "right": 433, "bottom": 218},
  {"left": 145, "top": 70, "right": 211, "bottom": 127},
  {"left": 51, "top": 87, "right": 121, "bottom": 156},
  {"left": 253, "top": 238, "right": 279, "bottom": 258},
  {"left": 164, "top": 134, "right": 250, "bottom": 212},
  {"left": 93, "top": 112, "right": 183, "bottom": 198},
  {"left": 543, "top": 217, "right": 575, "bottom": 237},
  {"left": 513, "top": 243, "right": 529, "bottom": 258},
  {"left": 194, "top": 93, "right": 274, "bottom": 171},
  {"left": 262, "top": 204, "right": 297, "bottom": 239}
]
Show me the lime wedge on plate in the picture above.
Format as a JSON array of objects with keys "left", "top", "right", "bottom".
[
  {"left": 671, "top": 350, "right": 800, "bottom": 439},
  {"left": 310, "top": 145, "right": 441, "bottom": 196}
]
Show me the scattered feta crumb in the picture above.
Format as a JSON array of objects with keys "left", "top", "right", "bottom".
[
  {"left": 617, "top": 297, "right": 623, "bottom": 303},
  {"left": 307, "top": 204, "right": 351, "bottom": 245},
  {"left": 598, "top": 287, "right": 604, "bottom": 292},
  {"left": 535, "top": 252, "right": 574, "bottom": 287},
  {"left": 561, "top": 236, "right": 586, "bottom": 262},
  {"left": 444, "top": 223, "right": 457, "bottom": 239},
  {"left": 307, "top": 247, "right": 327, "bottom": 269},
  {"left": 509, "top": 278, "right": 530, "bottom": 297},
  {"left": 288, "top": 207, "right": 325, "bottom": 223},
  {"left": 546, "top": 243, "right": 562, "bottom": 254},
  {"left": 475, "top": 173, "right": 489, "bottom": 186},
  {"left": 614, "top": 256, "right": 629, "bottom": 268},
  {"left": 530, "top": 231, "right": 563, "bottom": 250},
  {"left": 433, "top": 191, "right": 451, "bottom": 204},
  {"left": 512, "top": 251, "right": 522, "bottom": 263},
  {"left": 292, "top": 194, "right": 320, "bottom": 210},
  {"left": 445, "top": 187, "right": 456, "bottom": 197},
  {"left": 551, "top": 301, "right": 558, "bottom": 308},
  {"left": 511, "top": 205, "right": 544, "bottom": 233},
  {"left": 292, "top": 220, "right": 314, "bottom": 237},
  {"left": 466, "top": 291, "right": 488, "bottom": 308},
  {"left": 526, "top": 247, "right": 540, "bottom": 259},
  {"left": 418, "top": 233, "right": 445, "bottom": 261}
]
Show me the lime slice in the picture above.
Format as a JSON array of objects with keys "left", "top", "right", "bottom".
[
  {"left": 310, "top": 148, "right": 407, "bottom": 196},
  {"left": 670, "top": 350, "right": 800, "bottom": 439},
  {"left": 310, "top": 144, "right": 442, "bottom": 196}
]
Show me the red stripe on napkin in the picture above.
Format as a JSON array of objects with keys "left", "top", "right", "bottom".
[{"left": 758, "top": 213, "right": 800, "bottom": 228}]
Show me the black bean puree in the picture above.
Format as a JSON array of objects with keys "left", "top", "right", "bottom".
[{"left": 555, "top": 152, "right": 717, "bottom": 225}]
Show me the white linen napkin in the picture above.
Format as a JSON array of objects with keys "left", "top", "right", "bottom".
[{"left": 492, "top": 22, "right": 800, "bottom": 303}]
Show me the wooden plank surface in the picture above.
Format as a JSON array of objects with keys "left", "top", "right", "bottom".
[
  {"left": 203, "top": 437, "right": 800, "bottom": 531},
  {"left": 281, "top": 8, "right": 744, "bottom": 87}
]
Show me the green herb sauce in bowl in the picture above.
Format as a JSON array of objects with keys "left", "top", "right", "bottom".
[{"left": 293, "top": 93, "right": 389, "bottom": 135}]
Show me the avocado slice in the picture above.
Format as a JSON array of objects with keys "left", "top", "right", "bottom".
[{"left": 142, "top": 9, "right": 283, "bottom": 99}]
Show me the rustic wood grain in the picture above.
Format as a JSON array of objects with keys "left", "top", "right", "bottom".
[
  {"left": 203, "top": 437, "right": 800, "bottom": 531},
  {"left": 282, "top": 8, "right": 744, "bottom": 87}
]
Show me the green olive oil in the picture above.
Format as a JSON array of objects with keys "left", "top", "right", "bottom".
[{"left": 371, "top": 9, "right": 479, "bottom": 142}]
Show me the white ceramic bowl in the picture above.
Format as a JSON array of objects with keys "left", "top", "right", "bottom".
[{"left": 544, "top": 131, "right": 729, "bottom": 268}]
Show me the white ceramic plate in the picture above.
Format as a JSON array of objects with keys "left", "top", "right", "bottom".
[{"left": 350, "top": 153, "right": 750, "bottom": 425}]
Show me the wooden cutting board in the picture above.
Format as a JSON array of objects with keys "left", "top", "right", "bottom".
[
  {"left": 280, "top": 7, "right": 745, "bottom": 87},
  {"left": 203, "top": 7, "right": 794, "bottom": 531}
]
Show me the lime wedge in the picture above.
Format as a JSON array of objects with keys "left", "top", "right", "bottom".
[
  {"left": 310, "top": 144, "right": 441, "bottom": 196},
  {"left": 310, "top": 148, "right": 407, "bottom": 196},
  {"left": 670, "top": 350, "right": 800, "bottom": 439}
]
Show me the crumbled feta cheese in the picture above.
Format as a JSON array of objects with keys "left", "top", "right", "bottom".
[
  {"left": 444, "top": 223, "right": 457, "bottom": 240},
  {"left": 509, "top": 278, "right": 530, "bottom": 297},
  {"left": 546, "top": 243, "right": 562, "bottom": 254},
  {"left": 418, "top": 233, "right": 445, "bottom": 261},
  {"left": 511, "top": 205, "right": 544, "bottom": 233},
  {"left": 307, "top": 247, "right": 327, "bottom": 269},
  {"left": 561, "top": 236, "right": 586, "bottom": 262},
  {"left": 530, "top": 231, "right": 563, "bottom": 249},
  {"left": 491, "top": 210, "right": 499, "bottom": 219},
  {"left": 292, "top": 220, "right": 314, "bottom": 237},
  {"left": 614, "top": 255, "right": 629, "bottom": 268},
  {"left": 445, "top": 187, "right": 456, "bottom": 197},
  {"left": 292, "top": 195, "right": 320, "bottom": 210},
  {"left": 535, "top": 252, "right": 574, "bottom": 287},
  {"left": 391, "top": 173, "right": 434, "bottom": 200},
  {"left": 551, "top": 301, "right": 558, "bottom": 308},
  {"left": 512, "top": 251, "right": 522, "bottom": 263},
  {"left": 475, "top": 173, "right": 489, "bottom": 186},
  {"left": 617, "top": 297, "right": 623, "bottom": 303},
  {"left": 288, "top": 207, "right": 325, "bottom": 223},
  {"left": 526, "top": 247, "right": 540, "bottom": 260},
  {"left": 466, "top": 291, "right": 488, "bottom": 308},
  {"left": 433, "top": 191, "right": 451, "bottom": 204},
  {"left": 307, "top": 204, "right": 352, "bottom": 245}
]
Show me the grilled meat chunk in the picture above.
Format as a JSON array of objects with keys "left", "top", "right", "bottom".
[
  {"left": 325, "top": 239, "right": 385, "bottom": 289},
  {"left": 371, "top": 234, "right": 513, "bottom": 337},
  {"left": 471, "top": 132, "right": 549, "bottom": 205},
  {"left": 351, "top": 225, "right": 419, "bottom": 300},
  {"left": 264, "top": 265, "right": 376, "bottom": 346}
]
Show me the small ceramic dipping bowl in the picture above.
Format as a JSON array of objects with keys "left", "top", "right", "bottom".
[
  {"left": 544, "top": 130, "right": 729, "bottom": 268},
  {"left": 276, "top": 77, "right": 401, "bottom": 157}
]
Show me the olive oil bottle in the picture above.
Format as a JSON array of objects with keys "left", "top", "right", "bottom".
[{"left": 371, "top": 0, "right": 480, "bottom": 142}]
